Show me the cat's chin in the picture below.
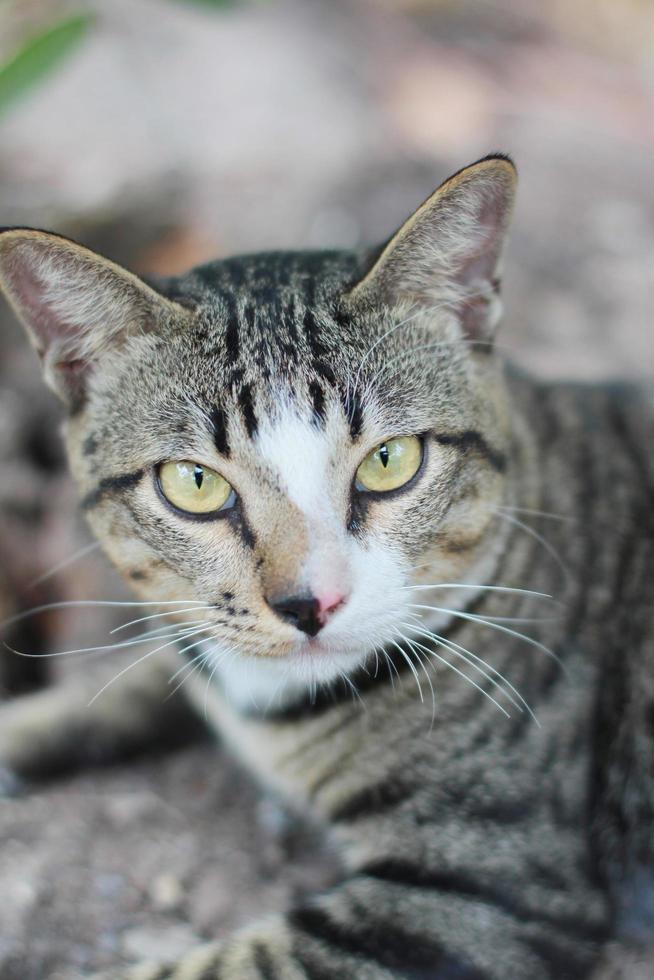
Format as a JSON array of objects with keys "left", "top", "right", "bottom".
[{"left": 210, "top": 640, "right": 369, "bottom": 712}]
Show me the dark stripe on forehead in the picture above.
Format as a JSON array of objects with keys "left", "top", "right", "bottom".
[
  {"left": 309, "top": 380, "right": 326, "bottom": 426},
  {"left": 251, "top": 281, "right": 278, "bottom": 306},
  {"left": 331, "top": 302, "right": 351, "bottom": 332},
  {"left": 313, "top": 359, "right": 336, "bottom": 386},
  {"left": 302, "top": 305, "right": 343, "bottom": 383},
  {"left": 81, "top": 468, "right": 144, "bottom": 510},
  {"left": 238, "top": 384, "right": 258, "bottom": 438},
  {"left": 350, "top": 398, "right": 364, "bottom": 440},
  {"left": 229, "top": 366, "right": 245, "bottom": 388},
  {"left": 209, "top": 405, "right": 230, "bottom": 458},
  {"left": 342, "top": 391, "right": 363, "bottom": 440},
  {"left": 225, "top": 259, "right": 246, "bottom": 288},
  {"left": 243, "top": 302, "right": 256, "bottom": 331},
  {"left": 301, "top": 275, "right": 315, "bottom": 310},
  {"left": 283, "top": 295, "right": 300, "bottom": 346},
  {"left": 302, "top": 307, "right": 329, "bottom": 360},
  {"left": 223, "top": 293, "right": 240, "bottom": 365},
  {"left": 272, "top": 255, "right": 291, "bottom": 286}
]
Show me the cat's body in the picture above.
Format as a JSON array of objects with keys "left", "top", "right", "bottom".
[{"left": 0, "top": 156, "right": 653, "bottom": 979}]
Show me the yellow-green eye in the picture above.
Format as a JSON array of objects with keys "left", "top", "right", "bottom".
[
  {"left": 355, "top": 436, "right": 423, "bottom": 493},
  {"left": 158, "top": 461, "right": 233, "bottom": 515}
]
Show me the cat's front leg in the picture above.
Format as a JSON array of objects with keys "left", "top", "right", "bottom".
[
  {"left": 0, "top": 653, "right": 206, "bottom": 788},
  {"left": 96, "top": 861, "right": 603, "bottom": 980},
  {"left": 97, "top": 900, "right": 484, "bottom": 980}
]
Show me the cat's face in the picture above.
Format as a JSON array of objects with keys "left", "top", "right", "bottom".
[{"left": 0, "top": 156, "right": 517, "bottom": 706}]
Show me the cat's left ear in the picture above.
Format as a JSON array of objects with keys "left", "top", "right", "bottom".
[
  {"left": 0, "top": 229, "right": 189, "bottom": 406},
  {"left": 347, "top": 154, "right": 517, "bottom": 340}
]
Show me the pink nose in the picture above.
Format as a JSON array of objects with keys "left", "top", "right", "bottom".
[{"left": 316, "top": 592, "right": 347, "bottom": 624}]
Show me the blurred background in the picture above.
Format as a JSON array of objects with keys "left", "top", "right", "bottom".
[{"left": 0, "top": 1, "right": 653, "bottom": 977}]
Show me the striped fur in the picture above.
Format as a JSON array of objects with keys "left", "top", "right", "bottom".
[{"left": 1, "top": 158, "right": 653, "bottom": 978}]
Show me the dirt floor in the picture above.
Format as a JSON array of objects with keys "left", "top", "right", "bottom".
[
  {"left": 1, "top": 0, "right": 654, "bottom": 977},
  {"left": 0, "top": 738, "right": 340, "bottom": 979}
]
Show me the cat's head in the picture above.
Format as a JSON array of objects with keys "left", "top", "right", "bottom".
[{"left": 0, "top": 155, "right": 517, "bottom": 707}]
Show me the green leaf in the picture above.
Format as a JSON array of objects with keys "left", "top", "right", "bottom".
[{"left": 0, "top": 14, "right": 92, "bottom": 118}]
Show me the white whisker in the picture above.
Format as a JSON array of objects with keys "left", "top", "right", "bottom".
[
  {"left": 401, "top": 583, "right": 556, "bottom": 600},
  {"left": 349, "top": 301, "right": 427, "bottom": 408},
  {"left": 203, "top": 646, "right": 236, "bottom": 720},
  {"left": 338, "top": 670, "right": 365, "bottom": 709},
  {"left": 405, "top": 617, "right": 537, "bottom": 724},
  {"left": 167, "top": 646, "right": 210, "bottom": 686},
  {"left": 4, "top": 622, "right": 203, "bottom": 660},
  {"left": 397, "top": 625, "right": 511, "bottom": 719},
  {"left": 166, "top": 645, "right": 215, "bottom": 700},
  {"left": 387, "top": 637, "right": 424, "bottom": 703},
  {"left": 130, "top": 619, "right": 210, "bottom": 639},
  {"left": 376, "top": 338, "right": 497, "bottom": 381},
  {"left": 396, "top": 631, "right": 437, "bottom": 729},
  {"left": 380, "top": 647, "right": 399, "bottom": 689},
  {"left": 408, "top": 603, "right": 564, "bottom": 669},
  {"left": 494, "top": 510, "right": 571, "bottom": 584},
  {"left": 356, "top": 337, "right": 499, "bottom": 409},
  {"left": 111, "top": 609, "right": 217, "bottom": 634},
  {"left": 87, "top": 625, "right": 214, "bottom": 706},
  {"left": 347, "top": 294, "right": 499, "bottom": 419},
  {"left": 1, "top": 598, "right": 209, "bottom": 633},
  {"left": 498, "top": 505, "right": 575, "bottom": 524},
  {"left": 29, "top": 541, "right": 101, "bottom": 588}
]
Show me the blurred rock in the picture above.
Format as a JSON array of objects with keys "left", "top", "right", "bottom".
[
  {"left": 149, "top": 872, "right": 185, "bottom": 912},
  {"left": 121, "top": 923, "right": 199, "bottom": 964}
]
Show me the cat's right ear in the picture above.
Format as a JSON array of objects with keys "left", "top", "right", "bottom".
[
  {"left": 346, "top": 155, "right": 517, "bottom": 342},
  {"left": 0, "top": 229, "right": 189, "bottom": 407}
]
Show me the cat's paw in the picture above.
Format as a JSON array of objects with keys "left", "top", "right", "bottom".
[
  {"left": 91, "top": 970, "right": 160, "bottom": 980},
  {"left": 90, "top": 955, "right": 184, "bottom": 979},
  {"left": 91, "top": 942, "right": 224, "bottom": 980},
  {"left": 91, "top": 967, "right": 171, "bottom": 980}
]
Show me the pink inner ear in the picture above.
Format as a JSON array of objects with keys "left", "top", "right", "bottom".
[
  {"left": 53, "top": 357, "right": 90, "bottom": 406},
  {"left": 454, "top": 249, "right": 501, "bottom": 339},
  {"left": 456, "top": 189, "right": 506, "bottom": 284},
  {"left": 450, "top": 189, "right": 508, "bottom": 339},
  {"left": 6, "top": 249, "right": 82, "bottom": 359}
]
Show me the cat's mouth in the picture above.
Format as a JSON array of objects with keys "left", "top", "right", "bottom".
[
  {"left": 290, "top": 633, "right": 369, "bottom": 671},
  {"left": 301, "top": 636, "right": 332, "bottom": 655}
]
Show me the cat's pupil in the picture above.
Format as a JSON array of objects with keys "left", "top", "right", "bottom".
[
  {"left": 193, "top": 465, "right": 204, "bottom": 489},
  {"left": 379, "top": 444, "right": 389, "bottom": 468}
]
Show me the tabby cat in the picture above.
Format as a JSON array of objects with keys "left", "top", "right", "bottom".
[{"left": 1, "top": 155, "right": 653, "bottom": 980}]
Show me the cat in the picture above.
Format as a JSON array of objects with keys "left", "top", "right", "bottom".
[{"left": 0, "top": 154, "right": 653, "bottom": 980}]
